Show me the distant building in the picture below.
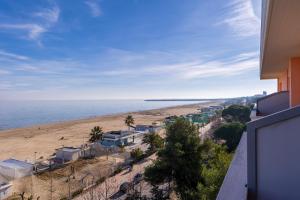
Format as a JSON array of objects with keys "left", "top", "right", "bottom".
[
  {"left": 101, "top": 130, "right": 138, "bottom": 147},
  {"left": 263, "top": 91, "right": 267, "bottom": 96},
  {"left": 164, "top": 116, "right": 178, "bottom": 125},
  {"left": 55, "top": 147, "right": 81, "bottom": 162},
  {"left": 0, "top": 159, "right": 33, "bottom": 180},
  {"left": 135, "top": 125, "right": 161, "bottom": 133}
]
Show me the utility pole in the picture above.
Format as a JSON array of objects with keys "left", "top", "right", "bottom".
[
  {"left": 34, "top": 152, "right": 37, "bottom": 172},
  {"left": 49, "top": 159, "right": 53, "bottom": 200},
  {"left": 62, "top": 145, "right": 65, "bottom": 164}
]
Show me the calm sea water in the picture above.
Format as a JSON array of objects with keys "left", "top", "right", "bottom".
[{"left": 0, "top": 100, "right": 206, "bottom": 130}]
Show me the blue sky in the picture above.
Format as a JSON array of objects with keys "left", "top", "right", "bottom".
[{"left": 0, "top": 0, "right": 276, "bottom": 100}]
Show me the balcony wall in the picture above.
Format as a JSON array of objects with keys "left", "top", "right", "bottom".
[
  {"left": 256, "top": 91, "right": 289, "bottom": 116},
  {"left": 216, "top": 133, "right": 248, "bottom": 200},
  {"left": 247, "top": 106, "right": 300, "bottom": 200}
]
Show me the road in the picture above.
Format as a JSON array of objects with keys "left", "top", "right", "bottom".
[{"left": 199, "top": 121, "right": 213, "bottom": 140}]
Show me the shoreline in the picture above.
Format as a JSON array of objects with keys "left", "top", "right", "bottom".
[
  {"left": 0, "top": 101, "right": 210, "bottom": 132},
  {"left": 0, "top": 101, "right": 219, "bottom": 161}
]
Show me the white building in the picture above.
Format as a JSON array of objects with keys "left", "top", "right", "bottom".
[
  {"left": 0, "top": 159, "right": 33, "bottom": 180},
  {"left": 55, "top": 147, "right": 82, "bottom": 162},
  {"left": 0, "top": 173, "right": 11, "bottom": 200},
  {"left": 101, "top": 130, "right": 140, "bottom": 147},
  {"left": 135, "top": 125, "right": 161, "bottom": 133},
  {"left": 0, "top": 182, "right": 12, "bottom": 200}
]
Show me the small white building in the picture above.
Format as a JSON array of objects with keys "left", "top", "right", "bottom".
[
  {"left": 0, "top": 159, "right": 33, "bottom": 180},
  {"left": 0, "top": 182, "right": 12, "bottom": 200},
  {"left": 56, "top": 147, "right": 81, "bottom": 162},
  {"left": 135, "top": 125, "right": 161, "bottom": 133},
  {"left": 101, "top": 130, "right": 140, "bottom": 147},
  {"left": 0, "top": 173, "right": 12, "bottom": 200}
]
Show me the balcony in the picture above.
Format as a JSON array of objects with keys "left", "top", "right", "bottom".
[
  {"left": 216, "top": 132, "right": 248, "bottom": 200},
  {"left": 218, "top": 106, "right": 300, "bottom": 200},
  {"left": 256, "top": 91, "right": 289, "bottom": 116}
]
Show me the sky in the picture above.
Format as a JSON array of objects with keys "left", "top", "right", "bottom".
[{"left": 0, "top": 0, "right": 276, "bottom": 100}]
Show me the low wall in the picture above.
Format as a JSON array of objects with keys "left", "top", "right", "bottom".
[{"left": 257, "top": 91, "right": 289, "bottom": 116}]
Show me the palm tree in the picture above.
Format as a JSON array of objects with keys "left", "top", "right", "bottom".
[
  {"left": 89, "top": 126, "right": 104, "bottom": 142},
  {"left": 125, "top": 115, "right": 134, "bottom": 130}
]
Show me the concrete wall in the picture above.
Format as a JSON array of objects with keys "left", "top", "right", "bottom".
[
  {"left": 216, "top": 133, "right": 248, "bottom": 200},
  {"left": 256, "top": 115, "right": 300, "bottom": 200},
  {"left": 247, "top": 106, "right": 300, "bottom": 200},
  {"left": 289, "top": 58, "right": 300, "bottom": 107},
  {"left": 257, "top": 91, "right": 289, "bottom": 116},
  {"left": 56, "top": 150, "right": 81, "bottom": 161}
]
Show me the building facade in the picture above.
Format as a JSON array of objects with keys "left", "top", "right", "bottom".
[{"left": 218, "top": 1, "right": 300, "bottom": 199}]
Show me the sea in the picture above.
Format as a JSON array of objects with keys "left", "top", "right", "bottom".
[{"left": 0, "top": 100, "right": 207, "bottom": 130}]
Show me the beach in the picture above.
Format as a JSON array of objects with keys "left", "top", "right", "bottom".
[{"left": 0, "top": 101, "right": 219, "bottom": 161}]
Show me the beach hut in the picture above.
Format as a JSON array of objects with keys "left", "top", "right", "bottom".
[
  {"left": 55, "top": 147, "right": 81, "bottom": 162},
  {"left": 0, "top": 159, "right": 33, "bottom": 180}
]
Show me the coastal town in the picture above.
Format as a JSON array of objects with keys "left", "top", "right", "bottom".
[
  {"left": 3, "top": 0, "right": 300, "bottom": 199},
  {"left": 0, "top": 102, "right": 227, "bottom": 200}
]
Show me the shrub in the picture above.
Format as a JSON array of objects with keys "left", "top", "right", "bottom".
[
  {"left": 222, "top": 105, "right": 251, "bottom": 123},
  {"left": 213, "top": 122, "right": 245, "bottom": 152},
  {"left": 72, "top": 188, "right": 83, "bottom": 198},
  {"left": 130, "top": 148, "right": 144, "bottom": 161},
  {"left": 113, "top": 166, "right": 123, "bottom": 175}
]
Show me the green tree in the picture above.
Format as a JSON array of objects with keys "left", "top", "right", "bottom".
[
  {"left": 145, "top": 118, "right": 203, "bottom": 200},
  {"left": 125, "top": 115, "right": 135, "bottom": 130},
  {"left": 222, "top": 105, "right": 251, "bottom": 123},
  {"left": 142, "top": 133, "right": 164, "bottom": 154},
  {"left": 213, "top": 122, "right": 245, "bottom": 152},
  {"left": 197, "top": 140, "right": 232, "bottom": 200},
  {"left": 130, "top": 148, "right": 144, "bottom": 161},
  {"left": 89, "top": 126, "right": 104, "bottom": 142}
]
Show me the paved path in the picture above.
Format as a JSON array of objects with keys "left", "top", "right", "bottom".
[{"left": 199, "top": 121, "right": 213, "bottom": 140}]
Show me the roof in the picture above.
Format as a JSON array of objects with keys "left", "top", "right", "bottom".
[
  {"left": 0, "top": 182, "right": 12, "bottom": 191},
  {"left": 107, "top": 131, "right": 122, "bottom": 135},
  {"left": 0, "top": 159, "right": 33, "bottom": 169},
  {"left": 58, "top": 147, "right": 81, "bottom": 153},
  {"left": 260, "top": 0, "right": 300, "bottom": 79}
]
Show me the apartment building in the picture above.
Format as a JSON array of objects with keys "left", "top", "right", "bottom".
[{"left": 218, "top": 1, "right": 300, "bottom": 199}]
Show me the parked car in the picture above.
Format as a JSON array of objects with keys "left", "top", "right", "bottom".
[
  {"left": 133, "top": 173, "right": 143, "bottom": 184},
  {"left": 119, "top": 182, "right": 131, "bottom": 193}
]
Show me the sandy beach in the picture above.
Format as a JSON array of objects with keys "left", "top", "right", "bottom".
[{"left": 0, "top": 101, "right": 218, "bottom": 161}]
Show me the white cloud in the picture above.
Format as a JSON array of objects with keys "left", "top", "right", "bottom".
[
  {"left": 182, "top": 57, "right": 258, "bottom": 79},
  {"left": 85, "top": 0, "right": 102, "bottom": 17},
  {"left": 34, "top": 5, "right": 60, "bottom": 24},
  {"left": 0, "top": 23, "right": 46, "bottom": 40},
  {"left": 219, "top": 0, "right": 260, "bottom": 37},
  {"left": 0, "top": 69, "right": 11, "bottom": 75},
  {"left": 0, "top": 5, "right": 60, "bottom": 42},
  {"left": 0, "top": 49, "right": 29, "bottom": 61},
  {"left": 100, "top": 51, "right": 259, "bottom": 80}
]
